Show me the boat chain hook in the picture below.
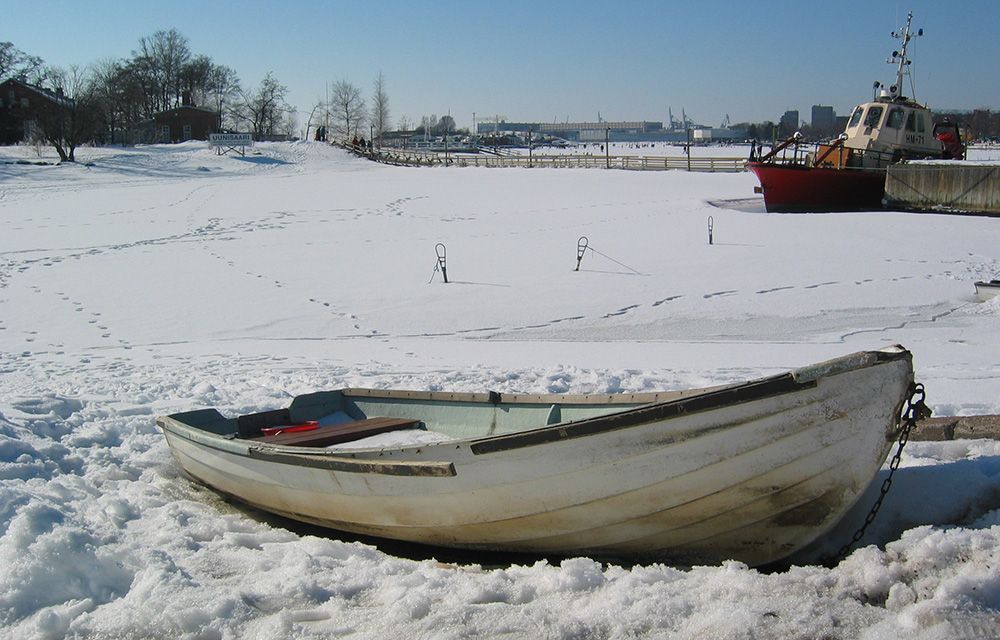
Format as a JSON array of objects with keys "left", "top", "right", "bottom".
[
  {"left": 429, "top": 242, "right": 448, "bottom": 284},
  {"left": 827, "top": 382, "right": 931, "bottom": 565},
  {"left": 575, "top": 236, "right": 589, "bottom": 271},
  {"left": 574, "top": 236, "right": 644, "bottom": 275}
]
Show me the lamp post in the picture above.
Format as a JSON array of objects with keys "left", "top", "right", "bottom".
[
  {"left": 605, "top": 127, "right": 610, "bottom": 169},
  {"left": 686, "top": 127, "right": 691, "bottom": 172}
]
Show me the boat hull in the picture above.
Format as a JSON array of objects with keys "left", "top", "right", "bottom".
[
  {"left": 748, "top": 162, "right": 887, "bottom": 213},
  {"left": 975, "top": 281, "right": 1000, "bottom": 302},
  {"left": 158, "top": 348, "right": 914, "bottom": 566}
]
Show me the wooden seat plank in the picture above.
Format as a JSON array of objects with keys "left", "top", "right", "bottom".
[{"left": 250, "top": 416, "right": 421, "bottom": 447}]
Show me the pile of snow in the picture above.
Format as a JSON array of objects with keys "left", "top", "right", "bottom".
[{"left": 1, "top": 141, "right": 999, "bottom": 638}]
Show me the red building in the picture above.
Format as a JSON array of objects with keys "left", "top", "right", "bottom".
[
  {"left": 151, "top": 108, "right": 219, "bottom": 142},
  {"left": 149, "top": 93, "right": 220, "bottom": 143},
  {"left": 132, "top": 91, "right": 219, "bottom": 143},
  {"left": 0, "top": 78, "right": 74, "bottom": 144}
]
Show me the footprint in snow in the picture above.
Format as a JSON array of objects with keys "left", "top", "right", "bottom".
[{"left": 652, "top": 296, "right": 682, "bottom": 306}]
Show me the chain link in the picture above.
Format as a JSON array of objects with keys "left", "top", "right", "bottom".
[{"left": 826, "top": 382, "right": 930, "bottom": 565}]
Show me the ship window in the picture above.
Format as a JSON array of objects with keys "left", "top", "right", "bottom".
[
  {"left": 863, "top": 106, "right": 883, "bottom": 128},
  {"left": 848, "top": 107, "right": 864, "bottom": 128},
  {"left": 906, "top": 112, "right": 928, "bottom": 132},
  {"left": 886, "top": 108, "right": 905, "bottom": 129}
]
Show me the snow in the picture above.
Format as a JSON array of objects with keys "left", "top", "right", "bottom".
[{"left": 2, "top": 140, "right": 999, "bottom": 638}]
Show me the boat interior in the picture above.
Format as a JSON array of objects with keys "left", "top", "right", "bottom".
[
  {"left": 167, "top": 386, "right": 713, "bottom": 448},
  {"left": 164, "top": 350, "right": 907, "bottom": 450}
]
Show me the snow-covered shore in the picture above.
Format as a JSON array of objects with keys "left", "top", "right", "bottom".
[{"left": 1, "top": 141, "right": 999, "bottom": 638}]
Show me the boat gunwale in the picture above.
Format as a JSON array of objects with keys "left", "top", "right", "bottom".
[
  {"left": 470, "top": 348, "right": 907, "bottom": 454},
  {"left": 157, "top": 415, "right": 458, "bottom": 476},
  {"left": 746, "top": 160, "right": 887, "bottom": 174},
  {"left": 246, "top": 447, "right": 457, "bottom": 477},
  {"left": 338, "top": 386, "right": 720, "bottom": 406},
  {"left": 157, "top": 347, "right": 911, "bottom": 465},
  {"left": 469, "top": 372, "right": 811, "bottom": 454}
]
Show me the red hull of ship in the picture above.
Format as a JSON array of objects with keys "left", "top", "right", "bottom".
[{"left": 747, "top": 162, "right": 887, "bottom": 213}]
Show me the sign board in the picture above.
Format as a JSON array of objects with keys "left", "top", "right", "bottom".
[
  {"left": 209, "top": 133, "right": 253, "bottom": 156},
  {"left": 209, "top": 133, "right": 253, "bottom": 147}
]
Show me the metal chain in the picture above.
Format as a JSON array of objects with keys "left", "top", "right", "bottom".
[
  {"left": 827, "top": 382, "right": 931, "bottom": 565},
  {"left": 583, "top": 245, "right": 645, "bottom": 276}
]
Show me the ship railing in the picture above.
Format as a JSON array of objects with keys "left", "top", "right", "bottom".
[
  {"left": 751, "top": 136, "right": 898, "bottom": 170},
  {"left": 754, "top": 132, "right": 805, "bottom": 164}
]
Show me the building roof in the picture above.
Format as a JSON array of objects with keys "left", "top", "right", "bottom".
[{"left": 0, "top": 78, "right": 75, "bottom": 108}]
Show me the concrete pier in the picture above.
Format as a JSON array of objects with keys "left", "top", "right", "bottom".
[
  {"left": 885, "top": 164, "right": 1000, "bottom": 215},
  {"left": 912, "top": 414, "right": 1000, "bottom": 440}
]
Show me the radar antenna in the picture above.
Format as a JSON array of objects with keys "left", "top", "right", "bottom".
[{"left": 886, "top": 11, "right": 922, "bottom": 101}]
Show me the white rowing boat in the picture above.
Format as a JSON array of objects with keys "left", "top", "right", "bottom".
[{"left": 157, "top": 346, "right": 915, "bottom": 566}]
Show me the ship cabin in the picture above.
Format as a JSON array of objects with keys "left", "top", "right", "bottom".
[
  {"left": 839, "top": 96, "right": 945, "bottom": 168},
  {"left": 804, "top": 11, "right": 965, "bottom": 172}
]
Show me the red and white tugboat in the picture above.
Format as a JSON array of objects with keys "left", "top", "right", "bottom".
[{"left": 747, "top": 12, "right": 965, "bottom": 212}]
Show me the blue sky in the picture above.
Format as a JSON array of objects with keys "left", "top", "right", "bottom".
[{"left": 5, "top": 0, "right": 998, "bottom": 130}]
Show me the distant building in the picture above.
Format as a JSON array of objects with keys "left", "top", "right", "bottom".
[
  {"left": 379, "top": 129, "right": 414, "bottom": 147},
  {"left": 135, "top": 92, "right": 219, "bottom": 143},
  {"left": 779, "top": 110, "right": 800, "bottom": 134},
  {"left": 692, "top": 128, "right": 744, "bottom": 143},
  {"left": 466, "top": 119, "right": 747, "bottom": 145},
  {"left": 475, "top": 120, "right": 674, "bottom": 142},
  {"left": 811, "top": 105, "right": 835, "bottom": 129},
  {"left": 0, "top": 78, "right": 74, "bottom": 144}
]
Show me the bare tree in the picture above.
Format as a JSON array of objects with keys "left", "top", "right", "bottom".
[
  {"left": 33, "top": 66, "right": 98, "bottom": 161},
  {"left": 282, "top": 110, "right": 298, "bottom": 138},
  {"left": 179, "top": 56, "right": 240, "bottom": 115},
  {"left": 437, "top": 115, "right": 456, "bottom": 135},
  {"left": 203, "top": 64, "right": 240, "bottom": 129},
  {"left": 371, "top": 72, "right": 390, "bottom": 144},
  {"left": 88, "top": 56, "right": 164, "bottom": 143},
  {"left": 0, "top": 41, "right": 44, "bottom": 82},
  {"left": 39, "top": 30, "right": 243, "bottom": 145},
  {"left": 397, "top": 115, "right": 411, "bottom": 131},
  {"left": 416, "top": 114, "right": 438, "bottom": 136},
  {"left": 304, "top": 100, "right": 327, "bottom": 141},
  {"left": 330, "top": 79, "right": 366, "bottom": 140},
  {"left": 133, "top": 29, "right": 191, "bottom": 113},
  {"left": 89, "top": 58, "right": 127, "bottom": 144},
  {"left": 98, "top": 58, "right": 154, "bottom": 142},
  {"left": 234, "top": 72, "right": 289, "bottom": 140}
]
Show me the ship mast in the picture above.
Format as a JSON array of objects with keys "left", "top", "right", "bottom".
[{"left": 886, "top": 11, "right": 922, "bottom": 101}]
